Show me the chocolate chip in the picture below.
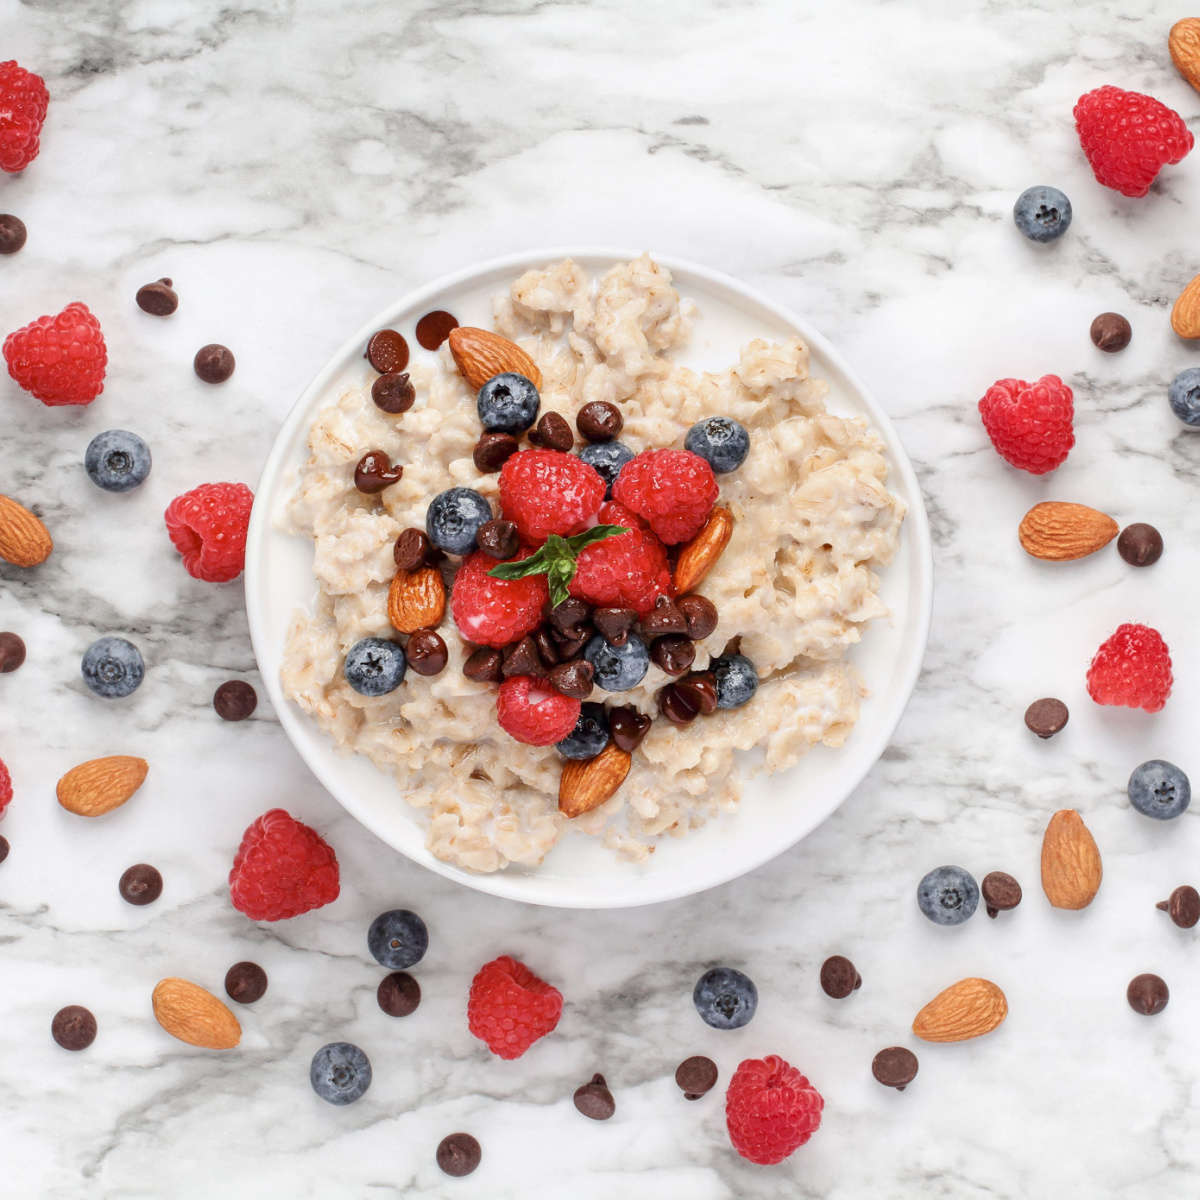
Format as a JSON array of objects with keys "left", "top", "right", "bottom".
[
  {"left": 680, "top": 673, "right": 718, "bottom": 714},
  {"left": 1117, "top": 523, "right": 1163, "bottom": 567},
  {"left": 533, "top": 627, "right": 559, "bottom": 669},
  {"left": 437, "top": 1133, "right": 481, "bottom": 1177},
  {"left": 1090, "top": 312, "right": 1132, "bottom": 353},
  {"left": 676, "top": 595, "right": 718, "bottom": 640},
  {"left": 675, "top": 1055, "right": 718, "bottom": 1099},
  {"left": 415, "top": 310, "right": 459, "bottom": 351},
  {"left": 549, "top": 659, "right": 594, "bottom": 700},
  {"left": 394, "top": 528, "right": 436, "bottom": 572},
  {"left": 118, "top": 863, "right": 163, "bottom": 906},
  {"left": 659, "top": 681, "right": 700, "bottom": 725},
  {"left": 372, "top": 372, "right": 416, "bottom": 414},
  {"left": 136, "top": 278, "right": 178, "bottom": 316},
  {"left": 213, "top": 679, "right": 257, "bottom": 721},
  {"left": 981, "top": 871, "right": 1022, "bottom": 918},
  {"left": 641, "top": 595, "right": 688, "bottom": 637},
  {"left": 527, "top": 410, "right": 574, "bottom": 451},
  {"left": 609, "top": 706, "right": 651, "bottom": 751},
  {"left": 871, "top": 1046, "right": 918, "bottom": 1090},
  {"left": 1127, "top": 973, "right": 1169, "bottom": 1015},
  {"left": 463, "top": 647, "right": 503, "bottom": 683},
  {"left": 52, "top": 1005, "right": 97, "bottom": 1051},
  {"left": 476, "top": 518, "right": 519, "bottom": 560},
  {"left": 366, "top": 329, "right": 410, "bottom": 374},
  {"left": 550, "top": 598, "right": 592, "bottom": 636},
  {"left": 224, "top": 961, "right": 268, "bottom": 1005},
  {"left": 593, "top": 607, "right": 637, "bottom": 646},
  {"left": 820, "top": 955, "right": 862, "bottom": 998},
  {"left": 0, "top": 214, "right": 27, "bottom": 255},
  {"left": 1024, "top": 697, "right": 1068, "bottom": 739},
  {"left": 0, "top": 631, "right": 26, "bottom": 673},
  {"left": 651, "top": 634, "right": 695, "bottom": 677},
  {"left": 194, "top": 343, "right": 236, "bottom": 384},
  {"left": 354, "top": 451, "right": 404, "bottom": 494},
  {"left": 1157, "top": 885, "right": 1200, "bottom": 929},
  {"left": 502, "top": 636, "right": 544, "bottom": 678},
  {"left": 551, "top": 625, "right": 592, "bottom": 660},
  {"left": 377, "top": 971, "right": 421, "bottom": 1016},
  {"left": 406, "top": 629, "right": 448, "bottom": 676},
  {"left": 0, "top": 835, "right": 8, "bottom": 865},
  {"left": 473, "top": 431, "right": 520, "bottom": 473},
  {"left": 573, "top": 1073, "right": 616, "bottom": 1120},
  {"left": 576, "top": 401, "right": 623, "bottom": 443}
]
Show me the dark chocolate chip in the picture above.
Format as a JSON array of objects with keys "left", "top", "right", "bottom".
[
  {"left": 377, "top": 971, "right": 421, "bottom": 1016},
  {"left": 981, "top": 871, "right": 1022, "bottom": 918},
  {"left": 527, "top": 410, "right": 574, "bottom": 451},
  {"left": 576, "top": 400, "right": 623, "bottom": 443},
  {"left": 354, "top": 451, "right": 404, "bottom": 494},
  {"left": 473, "top": 431, "right": 520, "bottom": 473},
  {"left": 0, "top": 631, "right": 26, "bottom": 673},
  {"left": 224, "top": 961, "right": 268, "bottom": 1005},
  {"left": 676, "top": 595, "right": 718, "bottom": 641},
  {"left": 136, "top": 278, "right": 178, "bottom": 315},
  {"left": 394, "top": 528, "right": 436, "bottom": 572},
  {"left": 1157, "top": 885, "right": 1200, "bottom": 929},
  {"left": 533, "top": 627, "right": 559, "bottom": 669},
  {"left": 0, "top": 214, "right": 27, "bottom": 255},
  {"left": 679, "top": 672, "right": 718, "bottom": 714},
  {"left": 1090, "top": 312, "right": 1132, "bottom": 353},
  {"left": 675, "top": 1055, "right": 718, "bottom": 1099},
  {"left": 118, "top": 863, "right": 163, "bottom": 906},
  {"left": 0, "top": 835, "right": 8, "bottom": 864},
  {"left": 641, "top": 595, "right": 688, "bottom": 637},
  {"left": 551, "top": 625, "right": 592, "bottom": 660},
  {"left": 550, "top": 598, "right": 592, "bottom": 636},
  {"left": 52, "top": 1005, "right": 97, "bottom": 1051},
  {"left": 573, "top": 1073, "right": 616, "bottom": 1120},
  {"left": 1117, "top": 523, "right": 1163, "bottom": 567},
  {"left": 593, "top": 607, "right": 637, "bottom": 647},
  {"left": 213, "top": 679, "right": 257, "bottom": 721},
  {"left": 463, "top": 647, "right": 503, "bottom": 683},
  {"left": 406, "top": 628, "right": 448, "bottom": 676},
  {"left": 659, "top": 681, "right": 700, "bottom": 725},
  {"left": 650, "top": 634, "right": 695, "bottom": 677},
  {"left": 194, "top": 343, "right": 236, "bottom": 384},
  {"left": 372, "top": 372, "right": 416, "bottom": 414},
  {"left": 437, "top": 1133, "right": 481, "bottom": 1177},
  {"left": 820, "top": 955, "right": 862, "bottom": 999},
  {"left": 609, "top": 706, "right": 651, "bottom": 752},
  {"left": 476, "top": 518, "right": 519, "bottom": 560},
  {"left": 415, "top": 310, "right": 459, "bottom": 351},
  {"left": 1127, "top": 973, "right": 1169, "bottom": 1015},
  {"left": 502, "top": 636, "right": 544, "bottom": 678},
  {"left": 366, "top": 329, "right": 410, "bottom": 374},
  {"left": 549, "top": 659, "right": 594, "bottom": 700},
  {"left": 871, "top": 1046, "right": 918, "bottom": 1090},
  {"left": 1024, "top": 697, "right": 1068, "bottom": 739}
]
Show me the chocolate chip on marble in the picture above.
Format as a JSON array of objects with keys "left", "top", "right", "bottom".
[
  {"left": 476, "top": 518, "right": 519, "bottom": 560},
  {"left": 406, "top": 629, "right": 448, "bottom": 676},
  {"left": 1157, "top": 885, "right": 1200, "bottom": 929},
  {"left": 377, "top": 971, "right": 421, "bottom": 1017},
  {"left": 52, "top": 1005, "right": 97, "bottom": 1051},
  {"left": 415, "top": 310, "right": 459, "bottom": 351},
  {"left": 1024, "top": 697, "right": 1068, "bottom": 739},
  {"left": 366, "top": 328, "right": 409, "bottom": 374},
  {"left": 394, "top": 527, "right": 439, "bottom": 572},
  {"left": 0, "top": 214, "right": 27, "bottom": 255},
  {"left": 213, "top": 679, "right": 257, "bottom": 721},
  {"left": 820, "top": 955, "right": 862, "bottom": 999},
  {"left": 1089, "top": 312, "right": 1132, "bottom": 353},
  {"left": 372, "top": 371, "right": 416, "bottom": 414},
  {"left": 0, "top": 631, "right": 26, "bottom": 673},
  {"left": 576, "top": 401, "right": 623, "bottom": 443},
  {"left": 1117, "top": 523, "right": 1163, "bottom": 567},
  {"left": 548, "top": 659, "right": 594, "bottom": 700},
  {"left": 676, "top": 595, "right": 718, "bottom": 641},
  {"left": 118, "top": 863, "right": 163, "bottom": 906},
  {"left": 609, "top": 706, "right": 651, "bottom": 752},
  {"left": 1127, "top": 973, "right": 1169, "bottom": 1015},
  {"left": 502, "top": 636, "right": 544, "bottom": 678},
  {"left": 527, "top": 410, "right": 574, "bottom": 451},
  {"left": 436, "top": 1133, "right": 482, "bottom": 1177},
  {"left": 463, "top": 647, "right": 503, "bottom": 683},
  {"left": 573, "top": 1073, "right": 616, "bottom": 1120},
  {"left": 0, "top": 835, "right": 8, "bottom": 865},
  {"left": 641, "top": 595, "right": 688, "bottom": 637},
  {"left": 675, "top": 1055, "right": 718, "bottom": 1099},
  {"left": 473, "top": 431, "right": 520, "bottom": 473},
  {"left": 354, "top": 451, "right": 404, "bottom": 494},
  {"left": 981, "top": 871, "right": 1022, "bottom": 918},
  {"left": 193, "top": 343, "right": 235, "bottom": 384},
  {"left": 136, "top": 277, "right": 178, "bottom": 315},
  {"left": 650, "top": 634, "right": 695, "bottom": 677},
  {"left": 871, "top": 1046, "right": 918, "bottom": 1091},
  {"left": 593, "top": 607, "right": 637, "bottom": 647},
  {"left": 224, "top": 961, "right": 268, "bottom": 1005}
]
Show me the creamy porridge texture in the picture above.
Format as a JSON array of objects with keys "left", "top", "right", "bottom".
[{"left": 281, "top": 255, "right": 905, "bottom": 873}]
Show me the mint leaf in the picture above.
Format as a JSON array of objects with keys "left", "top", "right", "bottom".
[
  {"left": 485, "top": 523, "right": 629, "bottom": 603},
  {"left": 565, "top": 524, "right": 629, "bottom": 552}
]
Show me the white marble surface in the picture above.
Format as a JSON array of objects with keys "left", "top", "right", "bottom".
[{"left": 2, "top": 0, "right": 1200, "bottom": 1196}]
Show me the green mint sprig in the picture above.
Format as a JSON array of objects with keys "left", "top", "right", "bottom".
[{"left": 487, "top": 524, "right": 629, "bottom": 607}]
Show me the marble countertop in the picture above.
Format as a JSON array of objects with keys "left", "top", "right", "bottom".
[{"left": 3, "top": 1, "right": 1200, "bottom": 1196}]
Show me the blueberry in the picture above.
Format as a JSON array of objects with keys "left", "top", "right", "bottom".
[
  {"left": 556, "top": 702, "right": 610, "bottom": 759},
  {"left": 426, "top": 487, "right": 492, "bottom": 555},
  {"left": 84, "top": 430, "right": 152, "bottom": 493},
  {"left": 310, "top": 1042, "right": 372, "bottom": 1105},
  {"left": 1168, "top": 368, "right": 1200, "bottom": 428},
  {"left": 344, "top": 637, "right": 406, "bottom": 697},
  {"left": 477, "top": 372, "right": 540, "bottom": 435},
  {"left": 578, "top": 441, "right": 636, "bottom": 499},
  {"left": 917, "top": 865, "right": 980, "bottom": 926},
  {"left": 1013, "top": 186, "right": 1072, "bottom": 243},
  {"left": 684, "top": 417, "right": 750, "bottom": 474},
  {"left": 710, "top": 654, "right": 758, "bottom": 709},
  {"left": 583, "top": 632, "right": 649, "bottom": 692},
  {"left": 1128, "top": 760, "right": 1191, "bottom": 820},
  {"left": 81, "top": 637, "right": 144, "bottom": 698},
  {"left": 367, "top": 909, "right": 428, "bottom": 969},
  {"left": 693, "top": 967, "right": 757, "bottom": 1030}
]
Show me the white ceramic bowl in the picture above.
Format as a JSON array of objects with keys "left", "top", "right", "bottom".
[{"left": 245, "top": 249, "right": 933, "bottom": 909}]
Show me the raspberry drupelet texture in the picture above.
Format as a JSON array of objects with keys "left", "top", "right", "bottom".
[
  {"left": 0, "top": 62, "right": 50, "bottom": 173},
  {"left": 0, "top": 755, "right": 11, "bottom": 818},
  {"left": 467, "top": 955, "right": 563, "bottom": 1059},
  {"left": 164, "top": 482, "right": 254, "bottom": 582},
  {"left": 451, "top": 550, "right": 549, "bottom": 648},
  {"left": 977, "top": 375, "right": 1074, "bottom": 475},
  {"left": 1074, "top": 86, "right": 1194, "bottom": 198},
  {"left": 1086, "top": 623, "right": 1173, "bottom": 713},
  {"left": 611, "top": 449, "right": 719, "bottom": 544},
  {"left": 496, "top": 675, "right": 581, "bottom": 746},
  {"left": 498, "top": 448, "right": 606, "bottom": 545},
  {"left": 569, "top": 501, "right": 673, "bottom": 618},
  {"left": 3, "top": 302, "right": 107, "bottom": 406},
  {"left": 725, "top": 1055, "right": 824, "bottom": 1165},
  {"left": 229, "top": 808, "right": 340, "bottom": 921}
]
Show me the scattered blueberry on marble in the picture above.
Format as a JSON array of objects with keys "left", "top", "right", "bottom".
[
  {"left": 367, "top": 909, "right": 429, "bottom": 970},
  {"left": 583, "top": 631, "right": 649, "bottom": 691},
  {"left": 917, "top": 865, "right": 980, "bottom": 926},
  {"left": 711, "top": 654, "right": 759, "bottom": 709},
  {"left": 81, "top": 636, "right": 144, "bottom": 699},
  {"left": 684, "top": 416, "right": 750, "bottom": 473},
  {"left": 1128, "top": 760, "right": 1190, "bottom": 820},
  {"left": 84, "top": 430, "right": 152, "bottom": 493},
  {"left": 310, "top": 1042, "right": 372, "bottom": 1105},
  {"left": 343, "top": 637, "right": 406, "bottom": 697},
  {"left": 477, "top": 372, "right": 540, "bottom": 434},
  {"left": 556, "top": 702, "right": 610, "bottom": 759},
  {"left": 1012, "top": 185, "right": 1072, "bottom": 243},
  {"left": 578, "top": 441, "right": 636, "bottom": 499},
  {"left": 1168, "top": 368, "right": 1200, "bottom": 427},
  {"left": 426, "top": 487, "right": 492, "bottom": 555},
  {"left": 693, "top": 966, "right": 758, "bottom": 1030}
]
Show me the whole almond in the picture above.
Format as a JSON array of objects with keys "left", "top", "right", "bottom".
[
  {"left": 912, "top": 977, "right": 1008, "bottom": 1042},
  {"left": 559, "top": 742, "right": 632, "bottom": 818},
  {"left": 387, "top": 566, "right": 446, "bottom": 634},
  {"left": 1041, "top": 809, "right": 1102, "bottom": 910},
  {"left": 56, "top": 756, "right": 149, "bottom": 817},
  {"left": 447, "top": 327, "right": 543, "bottom": 391},
  {"left": 1169, "top": 18, "right": 1200, "bottom": 93},
  {"left": 0, "top": 493, "right": 53, "bottom": 568},
  {"left": 1018, "top": 502, "right": 1118, "bottom": 561},
  {"left": 152, "top": 978, "right": 241, "bottom": 1049},
  {"left": 673, "top": 507, "right": 734, "bottom": 594},
  {"left": 1172, "top": 272, "right": 1200, "bottom": 340}
]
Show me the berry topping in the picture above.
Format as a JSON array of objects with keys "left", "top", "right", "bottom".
[
  {"left": 451, "top": 550, "right": 549, "bottom": 648},
  {"left": 1012, "top": 185, "right": 1072, "bottom": 243},
  {"left": 1168, "top": 368, "right": 1200, "bottom": 427},
  {"left": 228, "top": 808, "right": 340, "bottom": 921},
  {"left": 684, "top": 416, "right": 751, "bottom": 473},
  {"left": 3, "top": 302, "right": 107, "bottom": 406},
  {"left": 367, "top": 909, "right": 429, "bottom": 969},
  {"left": 694, "top": 967, "right": 758, "bottom": 1029},
  {"left": 611, "top": 449, "right": 719, "bottom": 544},
  {"left": 917, "top": 865, "right": 980, "bottom": 925},
  {"left": 711, "top": 653, "right": 758, "bottom": 708},
  {"left": 556, "top": 701, "right": 610, "bottom": 759},
  {"left": 1128, "top": 760, "right": 1190, "bottom": 821},
  {"left": 496, "top": 675, "right": 581, "bottom": 746},
  {"left": 0, "top": 62, "right": 49, "bottom": 173},
  {"left": 568, "top": 501, "right": 672, "bottom": 618},
  {"left": 0, "top": 755, "right": 11, "bottom": 818},
  {"left": 85, "top": 430, "right": 152, "bottom": 493},
  {"left": 583, "top": 631, "right": 649, "bottom": 692},
  {"left": 164, "top": 482, "right": 254, "bottom": 583},
  {"left": 1086, "top": 623, "right": 1172, "bottom": 712},
  {"left": 426, "top": 487, "right": 493, "bottom": 555},
  {"left": 499, "top": 448, "right": 606, "bottom": 544},
  {"left": 725, "top": 1055, "right": 824, "bottom": 1165},
  {"left": 578, "top": 441, "right": 636, "bottom": 499},
  {"left": 477, "top": 372, "right": 540, "bottom": 435},
  {"left": 343, "top": 636, "right": 407, "bottom": 696},
  {"left": 81, "top": 636, "right": 144, "bottom": 699},
  {"left": 977, "top": 375, "right": 1074, "bottom": 475},
  {"left": 310, "top": 1042, "right": 372, "bottom": 1105},
  {"left": 467, "top": 955, "right": 563, "bottom": 1059}
]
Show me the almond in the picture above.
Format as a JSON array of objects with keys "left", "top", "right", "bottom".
[
  {"left": 447, "top": 327, "right": 543, "bottom": 392},
  {"left": 1018, "top": 502, "right": 1118, "bottom": 561},
  {"left": 56, "top": 755, "right": 149, "bottom": 817},
  {"left": 559, "top": 742, "right": 632, "bottom": 818},
  {"left": 387, "top": 565, "right": 446, "bottom": 634},
  {"left": 912, "top": 977, "right": 1008, "bottom": 1042},
  {"left": 152, "top": 978, "right": 241, "bottom": 1049},
  {"left": 1169, "top": 18, "right": 1200, "bottom": 93},
  {"left": 1041, "top": 808, "right": 1103, "bottom": 910},
  {"left": 1172, "top": 272, "right": 1200, "bottom": 340},
  {"left": 0, "top": 493, "right": 53, "bottom": 568},
  {"left": 673, "top": 507, "right": 734, "bottom": 594}
]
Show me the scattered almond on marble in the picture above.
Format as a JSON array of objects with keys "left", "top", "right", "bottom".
[
  {"left": 152, "top": 978, "right": 241, "bottom": 1049},
  {"left": 1169, "top": 18, "right": 1200, "bottom": 93},
  {"left": 387, "top": 565, "right": 446, "bottom": 634},
  {"left": 0, "top": 493, "right": 53, "bottom": 567},
  {"left": 448, "top": 327, "right": 543, "bottom": 391},
  {"left": 912, "top": 977, "right": 1008, "bottom": 1042},
  {"left": 1171, "top": 272, "right": 1200, "bottom": 339},
  {"left": 1041, "top": 809, "right": 1103, "bottom": 910},
  {"left": 673, "top": 507, "right": 734, "bottom": 593},
  {"left": 56, "top": 756, "right": 149, "bottom": 816},
  {"left": 559, "top": 742, "right": 632, "bottom": 818},
  {"left": 1018, "top": 502, "right": 1118, "bottom": 561}
]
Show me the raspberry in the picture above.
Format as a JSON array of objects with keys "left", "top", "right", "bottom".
[
  {"left": 467, "top": 955, "right": 563, "bottom": 1059},
  {"left": 977, "top": 375, "right": 1074, "bottom": 475},
  {"left": 569, "top": 501, "right": 673, "bottom": 617},
  {"left": 611, "top": 449, "right": 718, "bottom": 544},
  {"left": 229, "top": 808, "right": 340, "bottom": 921},
  {"left": 1074, "top": 86, "right": 1194, "bottom": 198},
  {"left": 0, "top": 62, "right": 49, "bottom": 173},
  {"left": 1086, "top": 623, "right": 1173, "bottom": 713},
  {"left": 164, "top": 482, "right": 254, "bottom": 583},
  {"left": 725, "top": 1055, "right": 824, "bottom": 1165},
  {"left": 451, "top": 550, "right": 549, "bottom": 648},
  {"left": 498, "top": 449, "right": 606, "bottom": 545},
  {"left": 0, "top": 755, "right": 11, "bottom": 818},
  {"left": 3, "top": 302, "right": 107, "bottom": 406},
  {"left": 496, "top": 675, "right": 581, "bottom": 746}
]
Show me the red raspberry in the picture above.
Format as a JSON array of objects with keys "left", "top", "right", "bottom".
[
  {"left": 0, "top": 62, "right": 49, "bottom": 173},
  {"left": 1086, "top": 623, "right": 1173, "bottom": 713},
  {"left": 1074, "top": 86, "right": 1194, "bottom": 198},
  {"left": 569, "top": 501, "right": 673, "bottom": 617},
  {"left": 164, "top": 482, "right": 254, "bottom": 583},
  {"left": 725, "top": 1055, "right": 824, "bottom": 1165},
  {"left": 496, "top": 675, "right": 581, "bottom": 746},
  {"left": 229, "top": 808, "right": 340, "bottom": 921},
  {"left": 451, "top": 550, "right": 549, "bottom": 648},
  {"left": 499, "top": 449, "right": 606, "bottom": 545},
  {"left": 611, "top": 449, "right": 718, "bottom": 544},
  {"left": 3, "top": 302, "right": 107, "bottom": 406},
  {"left": 0, "top": 755, "right": 12, "bottom": 818},
  {"left": 977, "top": 375, "right": 1074, "bottom": 475},
  {"left": 467, "top": 955, "right": 563, "bottom": 1059}
]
